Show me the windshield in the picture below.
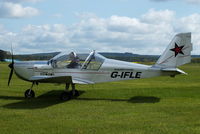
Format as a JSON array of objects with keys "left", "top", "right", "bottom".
[{"left": 81, "top": 51, "right": 105, "bottom": 70}]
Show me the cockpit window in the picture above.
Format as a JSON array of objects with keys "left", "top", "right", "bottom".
[
  {"left": 49, "top": 52, "right": 82, "bottom": 69},
  {"left": 81, "top": 51, "right": 105, "bottom": 70},
  {"left": 49, "top": 51, "right": 105, "bottom": 70}
]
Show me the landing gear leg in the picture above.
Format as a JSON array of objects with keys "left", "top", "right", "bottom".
[
  {"left": 24, "top": 82, "right": 35, "bottom": 98},
  {"left": 71, "top": 83, "right": 79, "bottom": 97},
  {"left": 60, "top": 83, "right": 71, "bottom": 101}
]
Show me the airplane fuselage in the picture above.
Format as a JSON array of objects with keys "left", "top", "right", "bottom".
[{"left": 13, "top": 58, "right": 171, "bottom": 84}]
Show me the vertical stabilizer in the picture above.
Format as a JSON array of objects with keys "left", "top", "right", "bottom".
[{"left": 155, "top": 33, "right": 192, "bottom": 68}]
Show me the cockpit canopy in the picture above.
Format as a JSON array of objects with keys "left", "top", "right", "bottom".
[
  {"left": 49, "top": 51, "right": 105, "bottom": 70},
  {"left": 81, "top": 51, "right": 105, "bottom": 70}
]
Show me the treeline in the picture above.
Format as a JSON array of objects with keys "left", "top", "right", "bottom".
[
  {"left": 0, "top": 49, "right": 59, "bottom": 61},
  {"left": 191, "top": 58, "right": 200, "bottom": 63},
  {"left": 0, "top": 50, "right": 11, "bottom": 61},
  {"left": 14, "top": 52, "right": 59, "bottom": 61},
  {"left": 102, "top": 55, "right": 159, "bottom": 62},
  {"left": 105, "top": 55, "right": 200, "bottom": 63},
  {"left": 0, "top": 49, "right": 200, "bottom": 63},
  {"left": 100, "top": 52, "right": 160, "bottom": 62}
]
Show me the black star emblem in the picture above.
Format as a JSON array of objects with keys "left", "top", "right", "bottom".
[{"left": 170, "top": 43, "right": 184, "bottom": 57}]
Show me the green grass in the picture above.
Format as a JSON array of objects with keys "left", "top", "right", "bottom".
[{"left": 0, "top": 62, "right": 200, "bottom": 134}]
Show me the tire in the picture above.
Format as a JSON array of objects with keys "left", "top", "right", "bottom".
[
  {"left": 60, "top": 91, "right": 71, "bottom": 101},
  {"left": 24, "top": 89, "right": 35, "bottom": 98},
  {"left": 70, "top": 90, "right": 79, "bottom": 97},
  {"left": 74, "top": 90, "right": 79, "bottom": 97}
]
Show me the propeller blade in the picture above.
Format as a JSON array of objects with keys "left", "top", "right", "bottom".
[
  {"left": 11, "top": 45, "right": 14, "bottom": 65},
  {"left": 8, "top": 66, "right": 13, "bottom": 86},
  {"left": 8, "top": 44, "right": 14, "bottom": 86}
]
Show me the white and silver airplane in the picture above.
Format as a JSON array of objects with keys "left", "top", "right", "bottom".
[{"left": 8, "top": 33, "right": 192, "bottom": 100}]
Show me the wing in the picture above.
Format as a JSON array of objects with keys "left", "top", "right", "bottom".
[
  {"left": 72, "top": 78, "right": 94, "bottom": 84},
  {"left": 30, "top": 76, "right": 72, "bottom": 83},
  {"left": 30, "top": 75, "right": 94, "bottom": 84}
]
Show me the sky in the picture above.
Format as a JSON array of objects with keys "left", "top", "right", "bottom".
[{"left": 0, "top": 0, "right": 200, "bottom": 55}]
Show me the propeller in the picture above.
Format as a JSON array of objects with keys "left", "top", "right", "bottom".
[{"left": 8, "top": 46, "right": 14, "bottom": 86}]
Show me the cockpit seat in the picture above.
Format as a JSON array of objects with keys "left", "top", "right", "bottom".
[{"left": 67, "top": 52, "right": 80, "bottom": 69}]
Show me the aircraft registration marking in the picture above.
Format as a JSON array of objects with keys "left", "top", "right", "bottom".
[
  {"left": 40, "top": 72, "right": 54, "bottom": 76},
  {"left": 111, "top": 71, "right": 142, "bottom": 79}
]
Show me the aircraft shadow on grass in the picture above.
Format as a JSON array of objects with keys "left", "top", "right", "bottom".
[
  {"left": 76, "top": 96, "right": 160, "bottom": 103},
  {"left": 1, "top": 90, "right": 160, "bottom": 109}
]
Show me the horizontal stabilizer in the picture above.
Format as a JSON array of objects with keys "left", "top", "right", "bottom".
[{"left": 161, "top": 68, "right": 187, "bottom": 75}]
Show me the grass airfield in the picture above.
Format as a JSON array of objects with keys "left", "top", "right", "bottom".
[{"left": 0, "top": 62, "right": 200, "bottom": 134}]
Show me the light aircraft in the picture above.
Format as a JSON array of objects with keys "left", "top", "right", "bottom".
[{"left": 8, "top": 33, "right": 193, "bottom": 100}]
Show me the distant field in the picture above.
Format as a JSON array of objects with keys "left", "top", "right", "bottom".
[{"left": 0, "top": 62, "right": 200, "bottom": 134}]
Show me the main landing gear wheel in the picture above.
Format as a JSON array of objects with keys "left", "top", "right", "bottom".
[
  {"left": 60, "top": 91, "right": 71, "bottom": 101},
  {"left": 70, "top": 90, "right": 79, "bottom": 97},
  {"left": 60, "top": 90, "right": 80, "bottom": 101},
  {"left": 60, "top": 83, "right": 80, "bottom": 101},
  {"left": 24, "top": 89, "right": 35, "bottom": 98}
]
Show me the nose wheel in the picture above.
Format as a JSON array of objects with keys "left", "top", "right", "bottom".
[
  {"left": 24, "top": 82, "right": 35, "bottom": 98},
  {"left": 24, "top": 89, "right": 35, "bottom": 98}
]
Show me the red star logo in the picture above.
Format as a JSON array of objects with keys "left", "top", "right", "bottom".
[{"left": 170, "top": 43, "right": 184, "bottom": 57}]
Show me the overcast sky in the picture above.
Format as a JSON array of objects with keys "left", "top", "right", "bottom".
[{"left": 0, "top": 0, "right": 200, "bottom": 54}]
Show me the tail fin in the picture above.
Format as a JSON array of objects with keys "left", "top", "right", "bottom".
[{"left": 155, "top": 33, "right": 192, "bottom": 68}]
